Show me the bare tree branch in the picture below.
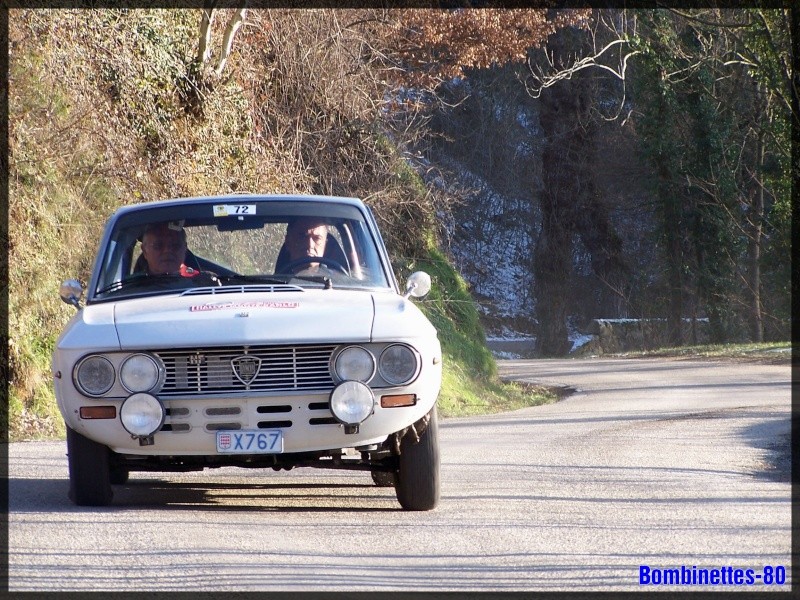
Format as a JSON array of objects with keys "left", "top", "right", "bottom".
[
  {"left": 666, "top": 8, "right": 755, "bottom": 29},
  {"left": 525, "top": 37, "right": 640, "bottom": 99}
]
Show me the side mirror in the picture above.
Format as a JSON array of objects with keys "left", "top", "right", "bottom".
[
  {"left": 403, "top": 271, "right": 431, "bottom": 299},
  {"left": 60, "top": 279, "right": 84, "bottom": 309}
]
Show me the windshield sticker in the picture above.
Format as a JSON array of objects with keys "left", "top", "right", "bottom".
[
  {"left": 190, "top": 300, "right": 299, "bottom": 312},
  {"left": 213, "top": 204, "right": 256, "bottom": 217}
]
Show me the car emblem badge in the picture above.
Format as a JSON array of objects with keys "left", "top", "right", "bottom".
[
  {"left": 231, "top": 355, "right": 261, "bottom": 386},
  {"left": 189, "top": 352, "right": 206, "bottom": 365}
]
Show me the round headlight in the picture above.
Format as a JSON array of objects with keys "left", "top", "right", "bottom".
[
  {"left": 75, "top": 355, "right": 115, "bottom": 397},
  {"left": 120, "top": 353, "right": 162, "bottom": 393},
  {"left": 333, "top": 346, "right": 375, "bottom": 382},
  {"left": 330, "top": 381, "right": 375, "bottom": 425},
  {"left": 378, "top": 344, "right": 419, "bottom": 386},
  {"left": 120, "top": 393, "right": 165, "bottom": 437}
]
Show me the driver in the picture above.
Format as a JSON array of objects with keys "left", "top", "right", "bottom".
[
  {"left": 284, "top": 217, "right": 329, "bottom": 273},
  {"left": 140, "top": 222, "right": 198, "bottom": 277}
]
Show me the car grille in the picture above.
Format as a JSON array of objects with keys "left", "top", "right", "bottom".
[
  {"left": 181, "top": 284, "right": 305, "bottom": 296},
  {"left": 160, "top": 400, "right": 338, "bottom": 432},
  {"left": 155, "top": 344, "right": 336, "bottom": 397}
]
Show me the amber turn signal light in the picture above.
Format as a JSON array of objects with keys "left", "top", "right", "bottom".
[
  {"left": 79, "top": 406, "right": 117, "bottom": 419},
  {"left": 380, "top": 394, "right": 417, "bottom": 408}
]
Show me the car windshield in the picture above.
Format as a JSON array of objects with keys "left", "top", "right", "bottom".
[{"left": 90, "top": 199, "right": 392, "bottom": 302}]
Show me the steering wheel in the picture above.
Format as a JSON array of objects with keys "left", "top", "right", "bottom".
[{"left": 281, "top": 256, "right": 348, "bottom": 275}]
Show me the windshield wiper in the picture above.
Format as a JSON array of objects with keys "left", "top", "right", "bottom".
[
  {"left": 291, "top": 274, "right": 333, "bottom": 289},
  {"left": 219, "top": 274, "right": 290, "bottom": 285},
  {"left": 223, "top": 273, "right": 332, "bottom": 288}
]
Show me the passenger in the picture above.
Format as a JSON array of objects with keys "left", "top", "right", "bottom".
[{"left": 140, "top": 223, "right": 198, "bottom": 277}]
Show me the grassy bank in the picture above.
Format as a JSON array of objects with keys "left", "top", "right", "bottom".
[{"left": 610, "top": 342, "right": 792, "bottom": 363}]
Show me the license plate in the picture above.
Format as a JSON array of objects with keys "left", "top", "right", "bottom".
[{"left": 216, "top": 430, "right": 284, "bottom": 454}]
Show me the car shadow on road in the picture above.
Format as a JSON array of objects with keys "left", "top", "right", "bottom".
[
  {"left": 9, "top": 477, "right": 402, "bottom": 513},
  {"left": 737, "top": 420, "right": 791, "bottom": 483}
]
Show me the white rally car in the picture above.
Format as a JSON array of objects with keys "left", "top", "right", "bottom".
[{"left": 54, "top": 194, "right": 442, "bottom": 510}]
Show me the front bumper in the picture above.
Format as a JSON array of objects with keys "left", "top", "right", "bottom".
[{"left": 63, "top": 380, "right": 438, "bottom": 456}]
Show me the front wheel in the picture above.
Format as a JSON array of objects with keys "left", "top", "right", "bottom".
[
  {"left": 395, "top": 407, "right": 440, "bottom": 511},
  {"left": 66, "top": 426, "right": 113, "bottom": 506}
]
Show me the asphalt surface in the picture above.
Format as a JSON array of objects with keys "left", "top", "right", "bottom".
[{"left": 7, "top": 357, "right": 792, "bottom": 592}]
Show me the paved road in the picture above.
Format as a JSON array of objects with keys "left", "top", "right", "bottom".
[{"left": 7, "top": 357, "right": 792, "bottom": 592}]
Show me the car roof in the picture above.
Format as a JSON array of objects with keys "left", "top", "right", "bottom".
[{"left": 111, "top": 194, "right": 367, "bottom": 217}]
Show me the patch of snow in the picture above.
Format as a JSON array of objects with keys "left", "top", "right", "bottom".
[
  {"left": 492, "top": 350, "right": 523, "bottom": 360},
  {"left": 421, "top": 157, "right": 535, "bottom": 331},
  {"left": 593, "top": 318, "right": 710, "bottom": 324},
  {"left": 570, "top": 334, "right": 594, "bottom": 353},
  {"left": 487, "top": 327, "right": 596, "bottom": 358},
  {"left": 487, "top": 324, "right": 535, "bottom": 341}
]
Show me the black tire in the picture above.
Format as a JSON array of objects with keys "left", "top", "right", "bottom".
[
  {"left": 395, "top": 407, "right": 440, "bottom": 511},
  {"left": 109, "top": 466, "right": 130, "bottom": 485},
  {"left": 66, "top": 426, "right": 113, "bottom": 506},
  {"left": 371, "top": 470, "right": 396, "bottom": 487}
]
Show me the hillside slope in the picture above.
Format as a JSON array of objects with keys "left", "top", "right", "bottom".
[{"left": 7, "top": 9, "right": 554, "bottom": 439}]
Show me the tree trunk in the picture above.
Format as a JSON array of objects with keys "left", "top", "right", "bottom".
[
  {"left": 659, "top": 163, "right": 684, "bottom": 347},
  {"left": 533, "top": 189, "right": 574, "bottom": 357},
  {"left": 196, "top": 7, "right": 215, "bottom": 66},
  {"left": 575, "top": 189, "right": 629, "bottom": 318},
  {"left": 534, "top": 70, "right": 590, "bottom": 356},
  {"left": 747, "top": 85, "right": 766, "bottom": 343},
  {"left": 214, "top": 9, "right": 248, "bottom": 76},
  {"left": 747, "top": 184, "right": 764, "bottom": 343}
]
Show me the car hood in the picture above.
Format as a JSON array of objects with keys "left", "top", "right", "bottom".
[
  {"left": 370, "top": 292, "right": 438, "bottom": 341},
  {"left": 113, "top": 290, "right": 375, "bottom": 348}
]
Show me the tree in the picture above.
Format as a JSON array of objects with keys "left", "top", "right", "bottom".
[
  {"left": 532, "top": 24, "right": 613, "bottom": 356},
  {"left": 627, "top": 9, "right": 791, "bottom": 343},
  {"left": 196, "top": 5, "right": 248, "bottom": 77},
  {"left": 379, "top": 8, "right": 591, "bottom": 90},
  {"left": 380, "top": 8, "right": 622, "bottom": 356},
  {"left": 524, "top": 8, "right": 792, "bottom": 344},
  {"left": 181, "top": 5, "right": 248, "bottom": 116},
  {"left": 388, "top": 9, "right": 648, "bottom": 354}
]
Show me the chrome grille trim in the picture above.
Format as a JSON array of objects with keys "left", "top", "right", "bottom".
[
  {"left": 205, "top": 422, "right": 242, "bottom": 431},
  {"left": 181, "top": 284, "right": 304, "bottom": 296},
  {"left": 156, "top": 344, "right": 336, "bottom": 397},
  {"left": 160, "top": 398, "right": 338, "bottom": 433}
]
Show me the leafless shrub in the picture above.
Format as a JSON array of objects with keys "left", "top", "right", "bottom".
[{"left": 238, "top": 9, "right": 445, "bottom": 255}]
